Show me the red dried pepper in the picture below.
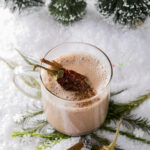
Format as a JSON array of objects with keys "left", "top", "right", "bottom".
[
  {"left": 40, "top": 58, "right": 93, "bottom": 93},
  {"left": 57, "top": 69, "right": 90, "bottom": 91}
]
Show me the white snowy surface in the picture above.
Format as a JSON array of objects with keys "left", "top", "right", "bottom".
[{"left": 0, "top": 1, "right": 150, "bottom": 150}]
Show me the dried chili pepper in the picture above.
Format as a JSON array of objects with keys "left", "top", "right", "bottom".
[
  {"left": 57, "top": 69, "right": 91, "bottom": 91},
  {"left": 40, "top": 58, "right": 93, "bottom": 93}
]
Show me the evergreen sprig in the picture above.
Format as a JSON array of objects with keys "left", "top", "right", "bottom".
[
  {"left": 22, "top": 120, "right": 48, "bottom": 133},
  {"left": 12, "top": 131, "right": 69, "bottom": 139},
  {"left": 104, "top": 92, "right": 150, "bottom": 125},
  {"left": 36, "top": 138, "right": 66, "bottom": 150},
  {"left": 22, "top": 110, "right": 44, "bottom": 123},
  {"left": 102, "top": 126, "right": 150, "bottom": 145},
  {"left": 123, "top": 115, "right": 150, "bottom": 133}
]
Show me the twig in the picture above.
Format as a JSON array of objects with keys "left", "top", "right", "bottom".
[{"left": 102, "top": 126, "right": 150, "bottom": 144}]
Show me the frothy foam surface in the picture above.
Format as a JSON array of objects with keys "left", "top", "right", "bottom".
[{"left": 41, "top": 53, "right": 109, "bottom": 100}]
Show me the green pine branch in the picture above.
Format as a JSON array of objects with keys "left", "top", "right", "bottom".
[
  {"left": 17, "top": 105, "right": 44, "bottom": 126},
  {"left": 22, "top": 110, "right": 44, "bottom": 122},
  {"left": 12, "top": 131, "right": 69, "bottom": 139},
  {"left": 22, "top": 120, "right": 48, "bottom": 133},
  {"left": 104, "top": 92, "right": 150, "bottom": 125},
  {"left": 102, "top": 126, "right": 150, "bottom": 145},
  {"left": 122, "top": 115, "right": 150, "bottom": 133},
  {"left": 36, "top": 138, "right": 65, "bottom": 150}
]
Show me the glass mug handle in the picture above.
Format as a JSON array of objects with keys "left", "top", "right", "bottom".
[{"left": 13, "top": 65, "right": 41, "bottom": 100}]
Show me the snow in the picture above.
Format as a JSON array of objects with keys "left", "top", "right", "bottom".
[{"left": 0, "top": 1, "right": 150, "bottom": 150}]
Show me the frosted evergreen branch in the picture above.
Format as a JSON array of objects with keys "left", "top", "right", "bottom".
[
  {"left": 122, "top": 115, "right": 150, "bottom": 134},
  {"left": 23, "top": 110, "right": 44, "bottom": 121},
  {"left": 104, "top": 92, "right": 150, "bottom": 125},
  {"left": 23, "top": 120, "right": 48, "bottom": 133},
  {"left": 36, "top": 138, "right": 65, "bottom": 150},
  {"left": 18, "top": 110, "right": 44, "bottom": 126},
  {"left": 12, "top": 131, "right": 69, "bottom": 139},
  {"left": 102, "top": 126, "right": 150, "bottom": 145}
]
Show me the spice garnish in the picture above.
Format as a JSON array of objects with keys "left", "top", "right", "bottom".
[
  {"left": 67, "top": 141, "right": 84, "bottom": 150},
  {"left": 40, "top": 58, "right": 94, "bottom": 94}
]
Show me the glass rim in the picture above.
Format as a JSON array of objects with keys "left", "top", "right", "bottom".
[{"left": 40, "top": 42, "right": 113, "bottom": 103}]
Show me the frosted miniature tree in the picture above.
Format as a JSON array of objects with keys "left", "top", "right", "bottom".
[
  {"left": 97, "top": 0, "right": 150, "bottom": 27},
  {"left": 4, "top": 0, "right": 44, "bottom": 12},
  {"left": 49, "top": 0, "right": 87, "bottom": 25}
]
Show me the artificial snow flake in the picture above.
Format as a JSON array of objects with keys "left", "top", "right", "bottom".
[
  {"left": 13, "top": 113, "right": 24, "bottom": 123},
  {"left": 133, "top": 128, "right": 144, "bottom": 138}
]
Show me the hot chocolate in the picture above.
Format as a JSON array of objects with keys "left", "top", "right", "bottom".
[{"left": 41, "top": 53, "right": 110, "bottom": 136}]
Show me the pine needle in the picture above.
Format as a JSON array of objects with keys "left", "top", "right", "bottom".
[
  {"left": 12, "top": 131, "right": 69, "bottom": 139},
  {"left": 0, "top": 56, "right": 17, "bottom": 70},
  {"left": 36, "top": 138, "right": 67, "bottom": 150},
  {"left": 22, "top": 120, "right": 48, "bottom": 133},
  {"left": 111, "top": 89, "right": 127, "bottom": 97},
  {"left": 91, "top": 133, "right": 123, "bottom": 150},
  {"left": 15, "top": 48, "right": 34, "bottom": 65},
  {"left": 104, "top": 92, "right": 150, "bottom": 125},
  {"left": 102, "top": 126, "right": 150, "bottom": 145},
  {"left": 123, "top": 115, "right": 150, "bottom": 134}
]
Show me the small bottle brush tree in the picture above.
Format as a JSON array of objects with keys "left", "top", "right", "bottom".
[
  {"left": 4, "top": 0, "right": 44, "bottom": 12},
  {"left": 48, "top": 0, "right": 87, "bottom": 25},
  {"left": 97, "top": 0, "right": 150, "bottom": 27}
]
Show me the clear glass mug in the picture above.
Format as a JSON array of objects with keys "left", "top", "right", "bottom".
[{"left": 13, "top": 42, "right": 113, "bottom": 136}]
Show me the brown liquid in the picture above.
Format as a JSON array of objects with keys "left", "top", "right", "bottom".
[{"left": 41, "top": 53, "right": 110, "bottom": 136}]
